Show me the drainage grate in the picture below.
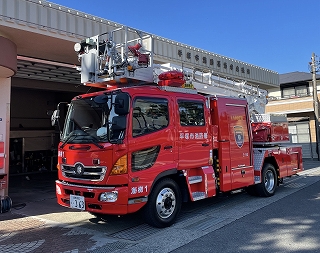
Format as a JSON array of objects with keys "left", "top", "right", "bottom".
[
  {"left": 0, "top": 232, "right": 17, "bottom": 242},
  {"left": 185, "top": 217, "right": 226, "bottom": 231},
  {"left": 284, "top": 183, "right": 306, "bottom": 188},
  {"left": 87, "top": 241, "right": 132, "bottom": 253},
  {"left": 111, "top": 224, "right": 161, "bottom": 241}
]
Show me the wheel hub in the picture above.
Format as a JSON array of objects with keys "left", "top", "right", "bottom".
[
  {"left": 265, "top": 170, "right": 275, "bottom": 192},
  {"left": 156, "top": 188, "right": 176, "bottom": 219}
]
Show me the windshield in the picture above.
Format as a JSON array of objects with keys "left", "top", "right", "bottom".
[{"left": 62, "top": 94, "right": 115, "bottom": 144}]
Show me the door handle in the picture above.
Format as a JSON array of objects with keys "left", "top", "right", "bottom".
[
  {"left": 164, "top": 145, "right": 173, "bottom": 150},
  {"left": 202, "top": 143, "right": 209, "bottom": 147}
]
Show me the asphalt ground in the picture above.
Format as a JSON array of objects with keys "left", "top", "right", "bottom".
[
  {"left": 1, "top": 159, "right": 320, "bottom": 253},
  {"left": 172, "top": 169, "right": 320, "bottom": 253}
]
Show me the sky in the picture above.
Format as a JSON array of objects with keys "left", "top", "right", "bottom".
[{"left": 49, "top": 0, "right": 320, "bottom": 74}]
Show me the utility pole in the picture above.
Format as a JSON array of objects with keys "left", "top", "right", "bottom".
[{"left": 311, "top": 52, "right": 320, "bottom": 160}]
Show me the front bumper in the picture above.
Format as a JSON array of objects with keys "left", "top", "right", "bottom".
[{"left": 56, "top": 180, "right": 144, "bottom": 215}]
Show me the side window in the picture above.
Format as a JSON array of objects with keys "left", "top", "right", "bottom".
[
  {"left": 132, "top": 97, "right": 169, "bottom": 137},
  {"left": 178, "top": 100, "right": 205, "bottom": 126}
]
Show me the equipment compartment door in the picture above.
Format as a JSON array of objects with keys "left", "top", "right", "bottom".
[
  {"left": 227, "top": 104, "right": 254, "bottom": 189},
  {"left": 231, "top": 166, "right": 254, "bottom": 189},
  {"left": 177, "top": 98, "right": 211, "bottom": 169}
]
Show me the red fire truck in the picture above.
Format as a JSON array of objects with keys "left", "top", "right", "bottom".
[{"left": 53, "top": 27, "right": 303, "bottom": 228}]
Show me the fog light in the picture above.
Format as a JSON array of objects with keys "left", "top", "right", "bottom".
[
  {"left": 99, "top": 191, "right": 118, "bottom": 202},
  {"left": 56, "top": 185, "right": 62, "bottom": 195}
]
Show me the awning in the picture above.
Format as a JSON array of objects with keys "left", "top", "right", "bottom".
[{"left": 287, "top": 117, "right": 310, "bottom": 122}]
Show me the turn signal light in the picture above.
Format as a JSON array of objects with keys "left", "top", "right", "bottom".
[{"left": 110, "top": 155, "right": 128, "bottom": 175}]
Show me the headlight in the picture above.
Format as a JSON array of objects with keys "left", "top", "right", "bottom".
[{"left": 99, "top": 191, "right": 118, "bottom": 202}]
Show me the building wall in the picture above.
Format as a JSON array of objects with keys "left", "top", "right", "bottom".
[
  {"left": 268, "top": 88, "right": 281, "bottom": 98},
  {"left": 266, "top": 94, "right": 320, "bottom": 159},
  {"left": 266, "top": 97, "right": 313, "bottom": 114}
]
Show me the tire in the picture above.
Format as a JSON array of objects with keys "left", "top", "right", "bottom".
[
  {"left": 245, "top": 185, "right": 258, "bottom": 196},
  {"left": 256, "top": 163, "right": 277, "bottom": 197},
  {"left": 144, "top": 178, "right": 182, "bottom": 228}
]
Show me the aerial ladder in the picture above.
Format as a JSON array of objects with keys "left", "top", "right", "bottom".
[{"left": 75, "top": 26, "right": 269, "bottom": 118}]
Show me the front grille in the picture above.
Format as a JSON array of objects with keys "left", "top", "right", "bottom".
[
  {"left": 63, "top": 189, "right": 95, "bottom": 198},
  {"left": 61, "top": 163, "right": 107, "bottom": 181}
]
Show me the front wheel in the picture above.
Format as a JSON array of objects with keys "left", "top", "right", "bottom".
[
  {"left": 144, "top": 178, "right": 181, "bottom": 228},
  {"left": 256, "top": 163, "right": 277, "bottom": 197}
]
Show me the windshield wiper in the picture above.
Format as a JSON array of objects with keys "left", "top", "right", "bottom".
[
  {"left": 89, "top": 135, "right": 104, "bottom": 149},
  {"left": 60, "top": 129, "right": 104, "bottom": 149},
  {"left": 60, "top": 132, "right": 79, "bottom": 149}
]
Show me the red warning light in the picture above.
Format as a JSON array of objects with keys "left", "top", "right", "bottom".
[{"left": 158, "top": 70, "right": 185, "bottom": 87}]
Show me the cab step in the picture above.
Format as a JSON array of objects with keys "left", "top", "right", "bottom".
[
  {"left": 188, "top": 176, "right": 203, "bottom": 184},
  {"left": 192, "top": 191, "right": 206, "bottom": 201}
]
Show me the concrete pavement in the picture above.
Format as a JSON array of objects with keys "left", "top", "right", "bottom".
[{"left": 1, "top": 159, "right": 320, "bottom": 253}]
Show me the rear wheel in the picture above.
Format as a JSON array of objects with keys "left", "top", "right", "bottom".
[
  {"left": 144, "top": 178, "right": 181, "bottom": 228},
  {"left": 256, "top": 163, "right": 277, "bottom": 197},
  {"left": 245, "top": 185, "right": 258, "bottom": 196}
]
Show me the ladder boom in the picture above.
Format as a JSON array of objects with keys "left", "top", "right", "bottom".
[{"left": 75, "top": 26, "right": 268, "bottom": 115}]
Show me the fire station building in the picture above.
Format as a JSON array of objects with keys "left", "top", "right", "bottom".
[{"left": 0, "top": 0, "right": 298, "bottom": 197}]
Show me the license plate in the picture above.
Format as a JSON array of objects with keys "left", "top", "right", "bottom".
[{"left": 70, "top": 195, "right": 85, "bottom": 210}]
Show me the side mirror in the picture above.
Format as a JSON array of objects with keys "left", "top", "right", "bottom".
[
  {"left": 112, "top": 115, "right": 127, "bottom": 130},
  {"left": 111, "top": 115, "right": 127, "bottom": 143},
  {"left": 51, "top": 110, "right": 60, "bottom": 126},
  {"left": 94, "top": 94, "right": 110, "bottom": 112},
  {"left": 114, "top": 93, "right": 130, "bottom": 115}
]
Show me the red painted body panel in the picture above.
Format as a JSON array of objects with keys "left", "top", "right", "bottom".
[
  {"left": 252, "top": 145, "right": 304, "bottom": 184},
  {"left": 273, "top": 146, "right": 304, "bottom": 177},
  {"left": 55, "top": 86, "right": 304, "bottom": 217},
  {"left": 209, "top": 96, "right": 254, "bottom": 191},
  {"left": 252, "top": 122, "right": 289, "bottom": 143}
]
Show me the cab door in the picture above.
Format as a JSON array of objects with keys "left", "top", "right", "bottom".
[
  {"left": 127, "top": 95, "right": 175, "bottom": 198},
  {"left": 176, "top": 98, "right": 211, "bottom": 169}
]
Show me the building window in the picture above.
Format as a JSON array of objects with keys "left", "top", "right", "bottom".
[
  {"left": 289, "top": 123, "right": 310, "bottom": 143},
  {"left": 289, "top": 122, "right": 313, "bottom": 158},
  {"left": 296, "top": 85, "right": 308, "bottom": 97},
  {"left": 282, "top": 85, "right": 308, "bottom": 98},
  {"left": 282, "top": 87, "right": 295, "bottom": 98}
]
